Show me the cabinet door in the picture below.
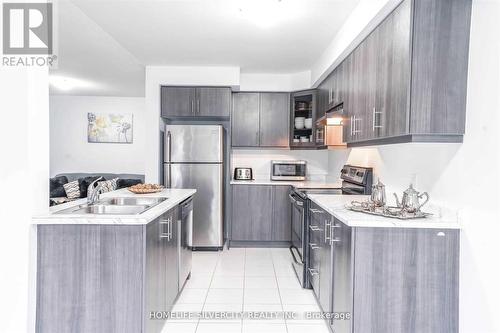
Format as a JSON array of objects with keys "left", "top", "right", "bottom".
[
  {"left": 376, "top": 0, "right": 411, "bottom": 138},
  {"left": 353, "top": 228, "right": 459, "bottom": 333},
  {"left": 319, "top": 215, "right": 332, "bottom": 314},
  {"left": 196, "top": 87, "right": 231, "bottom": 117},
  {"left": 272, "top": 186, "right": 291, "bottom": 241},
  {"left": 231, "top": 185, "right": 273, "bottom": 241},
  {"left": 231, "top": 93, "right": 260, "bottom": 147},
  {"left": 308, "top": 203, "right": 324, "bottom": 297},
  {"left": 330, "top": 219, "right": 353, "bottom": 333},
  {"left": 161, "top": 87, "right": 195, "bottom": 117},
  {"left": 259, "top": 93, "right": 290, "bottom": 147},
  {"left": 146, "top": 218, "right": 168, "bottom": 333},
  {"left": 166, "top": 207, "right": 179, "bottom": 309}
]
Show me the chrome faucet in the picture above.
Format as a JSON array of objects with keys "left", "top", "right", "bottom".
[{"left": 87, "top": 177, "right": 104, "bottom": 205}]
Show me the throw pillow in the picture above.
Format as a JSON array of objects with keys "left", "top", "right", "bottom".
[
  {"left": 50, "top": 176, "right": 68, "bottom": 198},
  {"left": 98, "top": 178, "right": 118, "bottom": 193},
  {"left": 78, "top": 176, "right": 105, "bottom": 198},
  {"left": 63, "top": 180, "right": 81, "bottom": 199},
  {"left": 117, "top": 178, "right": 142, "bottom": 189}
]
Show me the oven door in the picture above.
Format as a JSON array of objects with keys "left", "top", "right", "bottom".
[
  {"left": 342, "top": 181, "right": 367, "bottom": 195},
  {"left": 289, "top": 191, "right": 306, "bottom": 287}
]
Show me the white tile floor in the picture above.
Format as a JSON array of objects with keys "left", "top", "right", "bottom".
[{"left": 162, "top": 247, "right": 330, "bottom": 333}]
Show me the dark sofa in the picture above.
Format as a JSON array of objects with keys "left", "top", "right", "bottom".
[{"left": 50, "top": 172, "right": 145, "bottom": 205}]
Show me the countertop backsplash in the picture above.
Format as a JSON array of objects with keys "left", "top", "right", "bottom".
[{"left": 231, "top": 149, "right": 330, "bottom": 181}]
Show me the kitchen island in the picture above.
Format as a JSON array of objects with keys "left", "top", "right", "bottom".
[
  {"left": 32, "top": 188, "right": 196, "bottom": 333},
  {"left": 306, "top": 194, "right": 460, "bottom": 333}
]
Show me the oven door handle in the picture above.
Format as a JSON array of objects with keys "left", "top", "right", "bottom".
[
  {"left": 342, "top": 188, "right": 363, "bottom": 195},
  {"left": 289, "top": 246, "right": 302, "bottom": 265},
  {"left": 289, "top": 193, "right": 304, "bottom": 207}
]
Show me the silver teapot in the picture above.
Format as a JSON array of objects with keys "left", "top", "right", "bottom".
[
  {"left": 370, "top": 179, "right": 386, "bottom": 207},
  {"left": 393, "top": 184, "right": 430, "bottom": 213}
]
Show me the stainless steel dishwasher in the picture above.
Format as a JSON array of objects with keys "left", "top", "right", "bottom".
[{"left": 179, "top": 197, "right": 193, "bottom": 289}]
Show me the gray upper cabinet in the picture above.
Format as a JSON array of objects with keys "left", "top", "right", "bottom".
[
  {"left": 196, "top": 87, "right": 231, "bottom": 117},
  {"left": 375, "top": 0, "right": 411, "bottom": 139},
  {"left": 161, "top": 86, "right": 231, "bottom": 118},
  {"left": 331, "top": 0, "right": 472, "bottom": 146},
  {"left": 260, "top": 93, "right": 290, "bottom": 147},
  {"left": 232, "top": 93, "right": 260, "bottom": 147},
  {"left": 161, "top": 87, "right": 195, "bottom": 117},
  {"left": 409, "top": 0, "right": 471, "bottom": 135},
  {"left": 232, "top": 92, "right": 290, "bottom": 148}
]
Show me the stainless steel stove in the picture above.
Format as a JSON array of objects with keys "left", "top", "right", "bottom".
[{"left": 289, "top": 165, "right": 373, "bottom": 288}]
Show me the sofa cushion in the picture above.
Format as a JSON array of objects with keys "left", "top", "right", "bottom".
[
  {"left": 50, "top": 176, "right": 68, "bottom": 198},
  {"left": 78, "top": 176, "right": 105, "bottom": 198},
  {"left": 63, "top": 180, "right": 81, "bottom": 199},
  {"left": 117, "top": 178, "right": 142, "bottom": 189},
  {"left": 98, "top": 178, "right": 119, "bottom": 193}
]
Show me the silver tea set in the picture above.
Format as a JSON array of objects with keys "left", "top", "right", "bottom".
[{"left": 349, "top": 179, "right": 431, "bottom": 219}]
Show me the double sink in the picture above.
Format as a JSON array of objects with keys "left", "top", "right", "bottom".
[{"left": 55, "top": 197, "right": 167, "bottom": 215}]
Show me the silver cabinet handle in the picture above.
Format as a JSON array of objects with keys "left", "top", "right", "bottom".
[
  {"left": 309, "top": 225, "right": 321, "bottom": 231},
  {"left": 372, "top": 107, "right": 382, "bottom": 131},
  {"left": 160, "top": 218, "right": 170, "bottom": 239},
  {"left": 309, "top": 208, "right": 323, "bottom": 214},
  {"left": 191, "top": 100, "right": 194, "bottom": 114},
  {"left": 197, "top": 99, "right": 200, "bottom": 114},
  {"left": 308, "top": 268, "right": 319, "bottom": 276},
  {"left": 330, "top": 238, "right": 341, "bottom": 244},
  {"left": 325, "top": 220, "right": 331, "bottom": 243},
  {"left": 309, "top": 243, "right": 320, "bottom": 250}
]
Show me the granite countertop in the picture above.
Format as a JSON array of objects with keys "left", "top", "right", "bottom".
[
  {"left": 308, "top": 194, "right": 461, "bottom": 229},
  {"left": 33, "top": 188, "right": 196, "bottom": 225},
  {"left": 230, "top": 179, "right": 343, "bottom": 189}
]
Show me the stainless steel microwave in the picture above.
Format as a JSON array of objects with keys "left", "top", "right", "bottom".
[{"left": 271, "top": 160, "right": 307, "bottom": 181}]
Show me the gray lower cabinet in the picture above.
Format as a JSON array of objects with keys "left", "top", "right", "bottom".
[
  {"left": 161, "top": 86, "right": 231, "bottom": 118},
  {"left": 36, "top": 205, "right": 185, "bottom": 333},
  {"left": 232, "top": 92, "right": 290, "bottom": 148},
  {"left": 231, "top": 185, "right": 291, "bottom": 243},
  {"left": 272, "top": 185, "right": 291, "bottom": 241},
  {"left": 308, "top": 211, "right": 460, "bottom": 333}
]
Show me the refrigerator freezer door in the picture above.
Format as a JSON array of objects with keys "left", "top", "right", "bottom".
[
  {"left": 165, "top": 125, "right": 223, "bottom": 163},
  {"left": 165, "top": 163, "right": 223, "bottom": 247}
]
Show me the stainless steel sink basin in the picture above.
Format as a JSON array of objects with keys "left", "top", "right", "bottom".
[
  {"left": 55, "top": 204, "right": 150, "bottom": 215},
  {"left": 98, "top": 197, "right": 167, "bottom": 206},
  {"left": 54, "top": 196, "right": 167, "bottom": 215}
]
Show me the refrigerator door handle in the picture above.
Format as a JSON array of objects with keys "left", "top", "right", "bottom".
[{"left": 166, "top": 131, "right": 172, "bottom": 188}]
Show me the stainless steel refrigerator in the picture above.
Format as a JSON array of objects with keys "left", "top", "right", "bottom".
[{"left": 164, "top": 125, "right": 224, "bottom": 249}]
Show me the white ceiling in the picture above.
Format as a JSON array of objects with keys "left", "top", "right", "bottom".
[{"left": 50, "top": 0, "right": 360, "bottom": 96}]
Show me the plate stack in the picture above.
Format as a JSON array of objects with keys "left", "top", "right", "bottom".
[{"left": 295, "top": 117, "right": 305, "bottom": 129}]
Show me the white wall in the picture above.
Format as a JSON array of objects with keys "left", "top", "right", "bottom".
[
  {"left": 0, "top": 67, "right": 49, "bottom": 332},
  {"left": 49, "top": 96, "right": 146, "bottom": 176},
  {"left": 327, "top": 1, "right": 500, "bottom": 331},
  {"left": 231, "top": 149, "right": 330, "bottom": 181},
  {"left": 239, "top": 71, "right": 311, "bottom": 92}
]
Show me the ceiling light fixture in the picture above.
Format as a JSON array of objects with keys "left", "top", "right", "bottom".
[
  {"left": 237, "top": 0, "right": 302, "bottom": 29},
  {"left": 49, "top": 75, "right": 94, "bottom": 91}
]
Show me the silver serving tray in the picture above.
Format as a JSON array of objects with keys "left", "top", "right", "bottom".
[{"left": 345, "top": 204, "right": 433, "bottom": 220}]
